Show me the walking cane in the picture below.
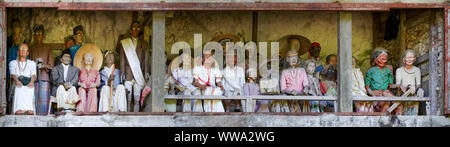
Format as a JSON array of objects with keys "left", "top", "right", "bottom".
[
  {"left": 109, "top": 64, "right": 115, "bottom": 112},
  {"left": 36, "top": 58, "right": 43, "bottom": 116}
]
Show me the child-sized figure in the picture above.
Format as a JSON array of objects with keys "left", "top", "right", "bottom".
[
  {"left": 303, "top": 59, "right": 326, "bottom": 112},
  {"left": 365, "top": 48, "right": 396, "bottom": 113},
  {"left": 394, "top": 50, "right": 424, "bottom": 115},
  {"left": 242, "top": 68, "right": 266, "bottom": 112},
  {"left": 279, "top": 50, "right": 309, "bottom": 112},
  {"left": 320, "top": 54, "right": 338, "bottom": 112}
]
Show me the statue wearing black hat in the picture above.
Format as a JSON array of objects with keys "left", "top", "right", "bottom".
[{"left": 66, "top": 25, "right": 85, "bottom": 65}]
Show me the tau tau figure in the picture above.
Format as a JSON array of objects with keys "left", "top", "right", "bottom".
[
  {"left": 365, "top": 48, "right": 397, "bottom": 114},
  {"left": 99, "top": 51, "right": 127, "bottom": 112},
  {"left": 279, "top": 50, "right": 309, "bottom": 112},
  {"left": 394, "top": 50, "right": 424, "bottom": 115},
  {"left": 74, "top": 44, "right": 102, "bottom": 112},
  {"left": 52, "top": 50, "right": 80, "bottom": 113},
  {"left": 303, "top": 59, "right": 326, "bottom": 112}
]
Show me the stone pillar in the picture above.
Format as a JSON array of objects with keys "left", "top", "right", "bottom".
[
  {"left": 338, "top": 12, "right": 353, "bottom": 112},
  {"left": 148, "top": 11, "right": 166, "bottom": 112}
]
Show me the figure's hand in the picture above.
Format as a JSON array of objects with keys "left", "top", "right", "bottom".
[
  {"left": 79, "top": 83, "right": 87, "bottom": 88},
  {"left": 27, "top": 82, "right": 34, "bottom": 88},
  {"left": 200, "top": 85, "right": 207, "bottom": 91},
  {"left": 108, "top": 75, "right": 115, "bottom": 82},
  {"left": 90, "top": 83, "right": 98, "bottom": 88},
  {"left": 417, "top": 88, "right": 424, "bottom": 97},
  {"left": 120, "top": 74, "right": 125, "bottom": 82},
  {"left": 400, "top": 85, "right": 407, "bottom": 93},
  {"left": 16, "top": 81, "right": 23, "bottom": 88},
  {"left": 141, "top": 86, "right": 152, "bottom": 106},
  {"left": 367, "top": 88, "right": 375, "bottom": 96},
  {"left": 290, "top": 90, "right": 298, "bottom": 96},
  {"left": 145, "top": 73, "right": 150, "bottom": 81},
  {"left": 220, "top": 86, "right": 224, "bottom": 91},
  {"left": 390, "top": 84, "right": 399, "bottom": 89}
]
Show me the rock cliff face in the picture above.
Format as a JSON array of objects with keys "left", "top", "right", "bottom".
[{"left": 7, "top": 8, "right": 133, "bottom": 53}]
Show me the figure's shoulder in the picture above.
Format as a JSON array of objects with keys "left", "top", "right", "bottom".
[
  {"left": 367, "top": 67, "right": 377, "bottom": 72},
  {"left": 27, "top": 60, "right": 36, "bottom": 65},
  {"left": 72, "top": 66, "right": 80, "bottom": 72},
  {"left": 9, "top": 60, "right": 17, "bottom": 66}
]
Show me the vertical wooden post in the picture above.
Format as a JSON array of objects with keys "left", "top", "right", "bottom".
[
  {"left": 338, "top": 12, "right": 353, "bottom": 112},
  {"left": 148, "top": 11, "right": 166, "bottom": 112},
  {"left": 0, "top": 7, "right": 5, "bottom": 115},
  {"left": 252, "top": 11, "right": 258, "bottom": 43}
]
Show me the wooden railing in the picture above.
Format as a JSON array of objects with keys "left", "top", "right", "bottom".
[{"left": 164, "top": 95, "right": 431, "bottom": 113}]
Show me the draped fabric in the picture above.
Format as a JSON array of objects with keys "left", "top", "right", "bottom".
[{"left": 34, "top": 81, "right": 51, "bottom": 115}]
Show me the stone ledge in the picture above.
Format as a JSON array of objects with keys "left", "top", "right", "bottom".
[{"left": 0, "top": 113, "right": 449, "bottom": 127}]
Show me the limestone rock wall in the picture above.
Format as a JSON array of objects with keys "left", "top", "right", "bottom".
[{"left": 7, "top": 8, "right": 133, "bottom": 53}]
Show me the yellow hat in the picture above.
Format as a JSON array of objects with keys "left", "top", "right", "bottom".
[{"left": 74, "top": 44, "right": 103, "bottom": 71}]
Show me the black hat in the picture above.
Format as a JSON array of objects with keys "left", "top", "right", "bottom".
[
  {"left": 73, "top": 25, "right": 84, "bottom": 35},
  {"left": 33, "top": 24, "right": 45, "bottom": 34}
]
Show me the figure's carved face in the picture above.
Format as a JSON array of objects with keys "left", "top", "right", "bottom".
[
  {"left": 18, "top": 44, "right": 29, "bottom": 58},
  {"left": 203, "top": 56, "right": 214, "bottom": 67},
  {"left": 287, "top": 55, "right": 298, "bottom": 68},
  {"left": 310, "top": 46, "right": 321, "bottom": 58},
  {"left": 306, "top": 62, "right": 316, "bottom": 74},
  {"left": 403, "top": 52, "right": 416, "bottom": 66},
  {"left": 131, "top": 23, "right": 141, "bottom": 38},
  {"left": 33, "top": 30, "right": 45, "bottom": 43},
  {"left": 13, "top": 28, "right": 23, "bottom": 45},
  {"left": 61, "top": 54, "right": 71, "bottom": 65},
  {"left": 226, "top": 54, "right": 236, "bottom": 67},
  {"left": 329, "top": 56, "right": 337, "bottom": 67},
  {"left": 105, "top": 53, "right": 114, "bottom": 66},
  {"left": 83, "top": 53, "right": 94, "bottom": 65},
  {"left": 73, "top": 30, "right": 84, "bottom": 44},
  {"left": 375, "top": 53, "right": 388, "bottom": 67}
]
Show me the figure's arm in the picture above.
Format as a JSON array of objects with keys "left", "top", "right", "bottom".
[
  {"left": 415, "top": 67, "right": 421, "bottom": 88},
  {"left": 387, "top": 68, "right": 394, "bottom": 89},
  {"left": 27, "top": 62, "right": 37, "bottom": 87},
  {"left": 92, "top": 71, "right": 101, "bottom": 88},
  {"left": 72, "top": 69, "right": 80, "bottom": 87},
  {"left": 280, "top": 71, "right": 287, "bottom": 94},
  {"left": 216, "top": 77, "right": 224, "bottom": 91},
  {"left": 46, "top": 49, "right": 54, "bottom": 71},
  {"left": 9, "top": 62, "right": 22, "bottom": 87},
  {"left": 143, "top": 42, "right": 150, "bottom": 79},
  {"left": 11, "top": 75, "right": 22, "bottom": 87},
  {"left": 27, "top": 75, "right": 36, "bottom": 88},
  {"left": 365, "top": 69, "right": 374, "bottom": 96}
]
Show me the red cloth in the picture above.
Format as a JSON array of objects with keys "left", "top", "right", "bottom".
[{"left": 310, "top": 42, "right": 321, "bottom": 49}]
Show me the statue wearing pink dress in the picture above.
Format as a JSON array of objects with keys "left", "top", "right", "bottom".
[{"left": 76, "top": 53, "right": 100, "bottom": 112}]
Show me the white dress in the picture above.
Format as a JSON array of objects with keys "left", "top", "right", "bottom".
[
  {"left": 9, "top": 60, "right": 36, "bottom": 113},
  {"left": 172, "top": 67, "right": 199, "bottom": 112},
  {"left": 193, "top": 66, "right": 224, "bottom": 112},
  {"left": 222, "top": 66, "right": 245, "bottom": 110}
]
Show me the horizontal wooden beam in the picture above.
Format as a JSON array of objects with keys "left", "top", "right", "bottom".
[
  {"left": 165, "top": 95, "right": 337, "bottom": 101},
  {"left": 54, "top": 111, "right": 388, "bottom": 116},
  {"left": 0, "top": 2, "right": 446, "bottom": 11},
  {"left": 353, "top": 96, "right": 431, "bottom": 101}
]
